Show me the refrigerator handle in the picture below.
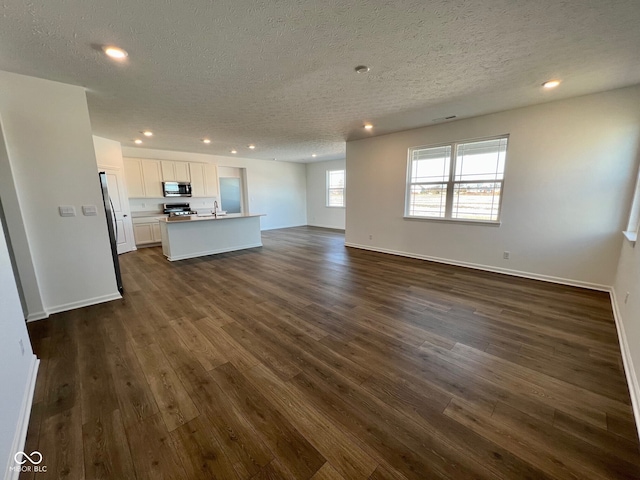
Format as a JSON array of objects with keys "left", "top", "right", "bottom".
[{"left": 109, "top": 197, "right": 118, "bottom": 238}]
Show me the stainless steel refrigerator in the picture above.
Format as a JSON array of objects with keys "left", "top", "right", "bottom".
[{"left": 99, "top": 172, "right": 123, "bottom": 294}]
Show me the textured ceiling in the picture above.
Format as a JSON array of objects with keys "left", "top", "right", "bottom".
[{"left": 1, "top": 1, "right": 640, "bottom": 163}]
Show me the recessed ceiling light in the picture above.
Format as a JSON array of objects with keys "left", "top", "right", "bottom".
[
  {"left": 364, "top": 124, "right": 373, "bottom": 130},
  {"left": 230, "top": 149, "right": 237, "bottom": 154},
  {"left": 355, "top": 65, "right": 370, "bottom": 74},
  {"left": 102, "top": 46, "right": 128, "bottom": 60},
  {"left": 542, "top": 80, "right": 561, "bottom": 89},
  {"left": 248, "top": 144, "right": 256, "bottom": 149},
  {"left": 202, "top": 139, "right": 211, "bottom": 144},
  {"left": 142, "top": 130, "right": 153, "bottom": 137},
  {"left": 311, "top": 154, "right": 317, "bottom": 158},
  {"left": 134, "top": 139, "right": 142, "bottom": 144}
]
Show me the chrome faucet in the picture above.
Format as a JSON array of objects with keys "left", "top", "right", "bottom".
[{"left": 213, "top": 200, "right": 218, "bottom": 218}]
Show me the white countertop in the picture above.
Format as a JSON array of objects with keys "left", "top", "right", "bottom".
[{"left": 158, "top": 213, "right": 265, "bottom": 223}]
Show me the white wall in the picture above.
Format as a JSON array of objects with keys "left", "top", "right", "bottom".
[
  {"left": 0, "top": 71, "right": 120, "bottom": 318},
  {"left": 612, "top": 238, "right": 640, "bottom": 435},
  {"left": 346, "top": 86, "right": 640, "bottom": 289},
  {"left": 218, "top": 166, "right": 242, "bottom": 178},
  {"left": 121, "top": 147, "right": 307, "bottom": 230},
  {"left": 306, "top": 159, "right": 346, "bottom": 230},
  {"left": 0, "top": 217, "right": 38, "bottom": 478},
  {"left": 0, "top": 117, "right": 45, "bottom": 319},
  {"left": 93, "top": 135, "right": 125, "bottom": 169}
]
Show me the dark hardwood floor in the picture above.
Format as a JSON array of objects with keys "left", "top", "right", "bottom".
[{"left": 22, "top": 226, "right": 640, "bottom": 479}]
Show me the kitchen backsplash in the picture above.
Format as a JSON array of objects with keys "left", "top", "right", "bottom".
[{"left": 129, "top": 197, "right": 218, "bottom": 213}]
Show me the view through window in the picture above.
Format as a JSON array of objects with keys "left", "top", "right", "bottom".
[
  {"left": 327, "top": 169, "right": 345, "bottom": 207},
  {"left": 406, "top": 136, "right": 508, "bottom": 222}
]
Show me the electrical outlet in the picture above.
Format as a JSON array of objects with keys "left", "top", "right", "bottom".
[
  {"left": 141, "top": 202, "right": 146, "bottom": 208},
  {"left": 19, "top": 339, "right": 24, "bottom": 356},
  {"left": 503, "top": 251, "right": 510, "bottom": 260},
  {"left": 369, "top": 234, "right": 373, "bottom": 240},
  {"left": 625, "top": 292, "right": 630, "bottom": 304}
]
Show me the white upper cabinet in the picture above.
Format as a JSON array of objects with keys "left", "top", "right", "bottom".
[
  {"left": 189, "top": 163, "right": 218, "bottom": 197},
  {"left": 161, "top": 161, "right": 176, "bottom": 181},
  {"left": 189, "top": 163, "right": 206, "bottom": 197},
  {"left": 204, "top": 163, "right": 219, "bottom": 197},
  {"left": 174, "top": 162, "right": 190, "bottom": 182},
  {"left": 161, "top": 161, "right": 191, "bottom": 182},
  {"left": 123, "top": 158, "right": 145, "bottom": 197},
  {"left": 123, "top": 158, "right": 162, "bottom": 198},
  {"left": 124, "top": 158, "right": 214, "bottom": 199},
  {"left": 141, "top": 159, "right": 163, "bottom": 198}
]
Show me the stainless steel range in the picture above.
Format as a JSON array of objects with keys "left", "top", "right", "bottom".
[{"left": 163, "top": 202, "right": 195, "bottom": 218}]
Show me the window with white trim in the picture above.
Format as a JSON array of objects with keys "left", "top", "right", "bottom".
[
  {"left": 327, "top": 169, "right": 345, "bottom": 207},
  {"left": 405, "top": 136, "right": 508, "bottom": 222}
]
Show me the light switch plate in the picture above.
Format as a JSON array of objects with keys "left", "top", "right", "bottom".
[
  {"left": 58, "top": 205, "right": 76, "bottom": 217},
  {"left": 82, "top": 205, "right": 98, "bottom": 216}
]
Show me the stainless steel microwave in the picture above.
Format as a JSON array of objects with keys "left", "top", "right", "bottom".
[{"left": 162, "top": 181, "right": 192, "bottom": 197}]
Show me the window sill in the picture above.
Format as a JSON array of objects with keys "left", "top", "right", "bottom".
[
  {"left": 623, "top": 230, "right": 637, "bottom": 246},
  {"left": 403, "top": 216, "right": 501, "bottom": 227},
  {"left": 326, "top": 206, "right": 345, "bottom": 209}
]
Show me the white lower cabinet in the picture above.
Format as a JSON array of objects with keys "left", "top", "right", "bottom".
[
  {"left": 133, "top": 217, "right": 163, "bottom": 245},
  {"left": 133, "top": 224, "right": 154, "bottom": 244}
]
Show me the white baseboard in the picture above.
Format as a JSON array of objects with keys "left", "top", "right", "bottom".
[
  {"left": 306, "top": 223, "right": 346, "bottom": 231},
  {"left": 166, "top": 242, "right": 263, "bottom": 261},
  {"left": 261, "top": 223, "right": 307, "bottom": 231},
  {"left": 4, "top": 355, "right": 39, "bottom": 480},
  {"left": 27, "top": 292, "right": 123, "bottom": 322},
  {"left": 344, "top": 243, "right": 610, "bottom": 292},
  {"left": 135, "top": 242, "right": 160, "bottom": 248},
  {"left": 609, "top": 288, "right": 640, "bottom": 440},
  {"left": 25, "top": 311, "right": 48, "bottom": 322}
]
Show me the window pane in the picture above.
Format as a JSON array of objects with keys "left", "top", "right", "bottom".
[
  {"left": 408, "top": 183, "right": 446, "bottom": 217},
  {"left": 327, "top": 170, "right": 345, "bottom": 207},
  {"left": 455, "top": 137, "right": 507, "bottom": 182},
  {"left": 328, "top": 188, "right": 344, "bottom": 207},
  {"left": 451, "top": 182, "right": 502, "bottom": 221},
  {"left": 328, "top": 170, "right": 345, "bottom": 189},
  {"left": 410, "top": 146, "right": 451, "bottom": 182}
]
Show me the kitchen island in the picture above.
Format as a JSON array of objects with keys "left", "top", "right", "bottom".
[{"left": 158, "top": 213, "right": 264, "bottom": 261}]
